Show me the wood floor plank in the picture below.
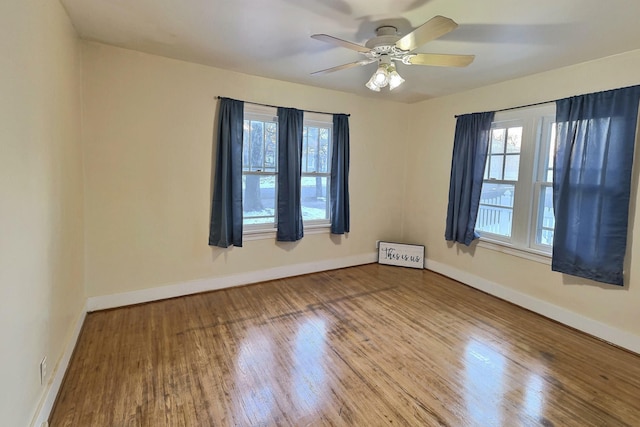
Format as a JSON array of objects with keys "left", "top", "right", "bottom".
[{"left": 50, "top": 264, "right": 640, "bottom": 426}]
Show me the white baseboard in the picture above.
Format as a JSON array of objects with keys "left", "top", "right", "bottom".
[
  {"left": 32, "top": 302, "right": 87, "bottom": 427},
  {"left": 88, "top": 252, "right": 378, "bottom": 311},
  {"left": 425, "top": 258, "right": 640, "bottom": 355}
]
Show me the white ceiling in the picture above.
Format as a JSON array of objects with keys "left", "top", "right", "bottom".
[{"left": 60, "top": 0, "right": 640, "bottom": 103}]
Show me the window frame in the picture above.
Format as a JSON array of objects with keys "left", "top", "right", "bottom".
[
  {"left": 242, "top": 105, "right": 279, "bottom": 233},
  {"left": 300, "top": 117, "right": 333, "bottom": 227},
  {"left": 476, "top": 104, "right": 556, "bottom": 258},
  {"left": 241, "top": 105, "right": 333, "bottom": 238}
]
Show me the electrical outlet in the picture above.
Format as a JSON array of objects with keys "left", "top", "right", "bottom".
[{"left": 40, "top": 357, "right": 47, "bottom": 385}]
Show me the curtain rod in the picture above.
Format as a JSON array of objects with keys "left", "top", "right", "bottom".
[
  {"left": 454, "top": 99, "right": 554, "bottom": 118},
  {"left": 454, "top": 83, "right": 640, "bottom": 118},
  {"left": 216, "top": 96, "right": 350, "bottom": 117}
]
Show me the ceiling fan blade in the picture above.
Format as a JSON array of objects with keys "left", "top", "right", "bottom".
[
  {"left": 407, "top": 53, "right": 475, "bottom": 67},
  {"left": 395, "top": 15, "right": 458, "bottom": 52},
  {"left": 311, "top": 34, "right": 370, "bottom": 53},
  {"left": 311, "top": 59, "right": 375, "bottom": 76}
]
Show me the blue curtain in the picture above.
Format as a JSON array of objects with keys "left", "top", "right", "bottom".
[
  {"left": 330, "top": 114, "right": 350, "bottom": 234},
  {"left": 445, "top": 112, "right": 495, "bottom": 245},
  {"left": 277, "top": 107, "right": 304, "bottom": 242},
  {"left": 553, "top": 86, "right": 640, "bottom": 286},
  {"left": 209, "top": 98, "right": 244, "bottom": 248}
]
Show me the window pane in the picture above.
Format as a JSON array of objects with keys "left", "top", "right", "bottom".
[
  {"left": 540, "top": 229, "right": 554, "bottom": 246},
  {"left": 536, "top": 185, "right": 555, "bottom": 246},
  {"left": 265, "top": 122, "right": 277, "bottom": 170},
  {"left": 301, "top": 176, "right": 329, "bottom": 221},
  {"left": 477, "top": 183, "right": 515, "bottom": 237},
  {"left": 319, "top": 128, "right": 330, "bottom": 173},
  {"left": 242, "top": 175, "right": 276, "bottom": 225},
  {"left": 302, "top": 130, "right": 309, "bottom": 173},
  {"left": 243, "top": 120, "right": 249, "bottom": 168},
  {"left": 480, "top": 183, "right": 515, "bottom": 208},
  {"left": 489, "top": 155, "right": 504, "bottom": 179},
  {"left": 504, "top": 155, "right": 520, "bottom": 180},
  {"left": 491, "top": 129, "right": 505, "bottom": 154},
  {"left": 545, "top": 124, "right": 555, "bottom": 182},
  {"left": 243, "top": 119, "right": 277, "bottom": 172},
  {"left": 307, "top": 127, "right": 319, "bottom": 172},
  {"left": 476, "top": 205, "right": 513, "bottom": 237},
  {"left": 249, "top": 121, "right": 264, "bottom": 170},
  {"left": 506, "top": 127, "right": 522, "bottom": 153}
]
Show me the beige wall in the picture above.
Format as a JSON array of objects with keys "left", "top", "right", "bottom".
[
  {"left": 404, "top": 50, "right": 640, "bottom": 337},
  {"left": 81, "top": 42, "right": 410, "bottom": 297},
  {"left": 0, "top": 1, "right": 84, "bottom": 426}
]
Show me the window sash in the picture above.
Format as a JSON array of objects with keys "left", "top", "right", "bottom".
[
  {"left": 242, "top": 172, "right": 277, "bottom": 229},
  {"left": 302, "top": 122, "right": 332, "bottom": 175},
  {"left": 477, "top": 178, "right": 517, "bottom": 241},
  {"left": 481, "top": 120, "right": 526, "bottom": 242},
  {"left": 301, "top": 172, "right": 331, "bottom": 225},
  {"left": 243, "top": 115, "right": 278, "bottom": 173}
]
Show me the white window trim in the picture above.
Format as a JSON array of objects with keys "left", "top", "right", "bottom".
[{"left": 476, "top": 103, "right": 556, "bottom": 257}]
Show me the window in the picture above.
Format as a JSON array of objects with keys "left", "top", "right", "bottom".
[
  {"left": 243, "top": 108, "right": 278, "bottom": 227},
  {"left": 301, "top": 120, "right": 332, "bottom": 225},
  {"left": 475, "top": 104, "right": 556, "bottom": 254},
  {"left": 242, "top": 106, "right": 332, "bottom": 233}
]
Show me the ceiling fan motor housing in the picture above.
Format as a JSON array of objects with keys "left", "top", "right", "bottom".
[{"left": 365, "top": 26, "right": 403, "bottom": 55}]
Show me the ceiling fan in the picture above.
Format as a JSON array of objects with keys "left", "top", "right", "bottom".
[{"left": 310, "top": 15, "right": 474, "bottom": 91}]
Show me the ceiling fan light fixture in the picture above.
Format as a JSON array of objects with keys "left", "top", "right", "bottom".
[
  {"left": 371, "top": 65, "right": 390, "bottom": 88},
  {"left": 388, "top": 69, "right": 405, "bottom": 90},
  {"left": 365, "top": 75, "right": 381, "bottom": 91},
  {"left": 366, "top": 60, "right": 404, "bottom": 92}
]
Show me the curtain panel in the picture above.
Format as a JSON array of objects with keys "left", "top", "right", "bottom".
[
  {"left": 330, "top": 114, "right": 350, "bottom": 234},
  {"left": 276, "top": 107, "right": 305, "bottom": 242},
  {"left": 445, "top": 112, "right": 495, "bottom": 245},
  {"left": 209, "top": 98, "right": 244, "bottom": 248},
  {"left": 553, "top": 85, "right": 640, "bottom": 285}
]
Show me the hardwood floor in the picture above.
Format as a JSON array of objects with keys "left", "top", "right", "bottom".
[{"left": 50, "top": 264, "right": 640, "bottom": 426}]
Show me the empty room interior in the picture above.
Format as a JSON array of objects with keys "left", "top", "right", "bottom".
[{"left": 4, "top": 0, "right": 640, "bottom": 426}]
